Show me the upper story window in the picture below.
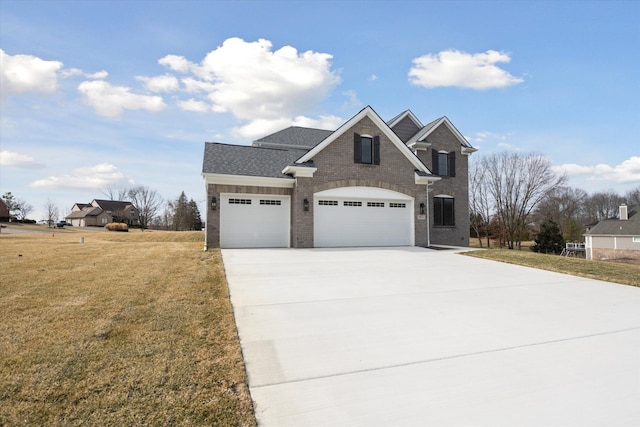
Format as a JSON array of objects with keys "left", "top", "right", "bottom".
[
  {"left": 432, "top": 150, "right": 456, "bottom": 177},
  {"left": 354, "top": 133, "right": 380, "bottom": 165}
]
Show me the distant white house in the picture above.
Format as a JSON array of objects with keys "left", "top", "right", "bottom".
[{"left": 584, "top": 204, "right": 640, "bottom": 261}]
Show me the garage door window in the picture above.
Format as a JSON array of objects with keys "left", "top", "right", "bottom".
[
  {"left": 260, "top": 199, "right": 281, "bottom": 206},
  {"left": 318, "top": 200, "right": 338, "bottom": 206},
  {"left": 343, "top": 201, "right": 362, "bottom": 207},
  {"left": 434, "top": 196, "right": 455, "bottom": 226},
  {"left": 389, "top": 203, "right": 406, "bottom": 208},
  {"left": 229, "top": 199, "right": 252, "bottom": 205},
  {"left": 367, "top": 202, "right": 384, "bottom": 207}
]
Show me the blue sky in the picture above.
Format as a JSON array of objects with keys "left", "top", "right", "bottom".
[{"left": 1, "top": 0, "right": 639, "bottom": 221}]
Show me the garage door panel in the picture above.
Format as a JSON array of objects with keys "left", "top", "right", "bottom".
[
  {"left": 314, "top": 194, "right": 413, "bottom": 247},
  {"left": 220, "top": 194, "right": 290, "bottom": 248}
]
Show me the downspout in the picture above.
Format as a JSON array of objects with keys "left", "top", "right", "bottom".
[{"left": 426, "top": 182, "right": 431, "bottom": 247}]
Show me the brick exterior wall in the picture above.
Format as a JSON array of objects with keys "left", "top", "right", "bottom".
[{"left": 416, "top": 124, "right": 471, "bottom": 247}]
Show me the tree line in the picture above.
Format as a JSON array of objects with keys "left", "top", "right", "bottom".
[
  {"left": 1, "top": 187, "right": 203, "bottom": 232},
  {"left": 470, "top": 151, "right": 640, "bottom": 249}
]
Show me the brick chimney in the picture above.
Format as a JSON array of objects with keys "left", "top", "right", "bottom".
[{"left": 619, "top": 204, "right": 628, "bottom": 221}]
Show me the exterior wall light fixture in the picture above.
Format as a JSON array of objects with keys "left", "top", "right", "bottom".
[
  {"left": 303, "top": 198, "right": 310, "bottom": 211},
  {"left": 419, "top": 202, "right": 425, "bottom": 215},
  {"left": 211, "top": 196, "right": 217, "bottom": 211}
]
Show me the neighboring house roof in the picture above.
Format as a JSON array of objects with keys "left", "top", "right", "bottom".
[
  {"left": 73, "top": 203, "right": 92, "bottom": 210},
  {"left": 585, "top": 206, "right": 640, "bottom": 236},
  {"left": 253, "top": 126, "right": 333, "bottom": 150},
  {"left": 92, "top": 199, "right": 135, "bottom": 212},
  {"left": 66, "top": 206, "right": 102, "bottom": 219},
  {"left": 202, "top": 143, "right": 304, "bottom": 178}
]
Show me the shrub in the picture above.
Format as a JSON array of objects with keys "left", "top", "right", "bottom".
[{"left": 104, "top": 222, "right": 129, "bottom": 232}]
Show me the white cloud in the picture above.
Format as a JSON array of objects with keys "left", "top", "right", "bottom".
[
  {"left": 497, "top": 142, "right": 521, "bottom": 151},
  {"left": 87, "top": 70, "right": 109, "bottom": 79},
  {"left": 554, "top": 156, "right": 640, "bottom": 184},
  {"left": 61, "top": 68, "right": 108, "bottom": 79},
  {"left": 78, "top": 80, "right": 166, "bottom": 117},
  {"left": 368, "top": 74, "right": 378, "bottom": 81},
  {"left": 341, "top": 90, "right": 361, "bottom": 110},
  {"left": 158, "top": 54, "right": 191, "bottom": 73},
  {"left": 159, "top": 37, "right": 341, "bottom": 137},
  {"left": 31, "top": 163, "right": 131, "bottom": 190},
  {"left": 232, "top": 114, "right": 343, "bottom": 139},
  {"left": 181, "top": 77, "right": 216, "bottom": 93},
  {"left": 177, "top": 98, "right": 211, "bottom": 113},
  {"left": 292, "top": 115, "right": 343, "bottom": 130},
  {"left": 136, "top": 74, "right": 179, "bottom": 92},
  {"left": 0, "top": 49, "right": 63, "bottom": 96},
  {"left": 409, "top": 49, "right": 524, "bottom": 90},
  {"left": 0, "top": 150, "right": 45, "bottom": 169}
]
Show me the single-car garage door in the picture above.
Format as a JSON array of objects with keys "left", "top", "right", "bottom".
[
  {"left": 314, "top": 187, "right": 414, "bottom": 247},
  {"left": 220, "top": 193, "right": 290, "bottom": 248}
]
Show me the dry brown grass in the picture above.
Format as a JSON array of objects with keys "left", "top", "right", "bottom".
[
  {"left": 0, "top": 227, "right": 256, "bottom": 426},
  {"left": 463, "top": 249, "right": 640, "bottom": 288}
]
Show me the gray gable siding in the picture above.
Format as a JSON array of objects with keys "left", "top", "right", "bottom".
[{"left": 391, "top": 115, "right": 421, "bottom": 143}]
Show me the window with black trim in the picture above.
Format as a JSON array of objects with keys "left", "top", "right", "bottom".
[
  {"left": 354, "top": 133, "right": 380, "bottom": 165},
  {"left": 434, "top": 196, "right": 455, "bottom": 226},
  {"left": 432, "top": 150, "right": 456, "bottom": 177}
]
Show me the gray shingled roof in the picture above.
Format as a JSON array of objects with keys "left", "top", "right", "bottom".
[
  {"left": 253, "top": 126, "right": 333, "bottom": 149},
  {"left": 202, "top": 143, "right": 303, "bottom": 178},
  {"left": 405, "top": 117, "right": 443, "bottom": 145},
  {"left": 585, "top": 206, "right": 640, "bottom": 236},
  {"left": 66, "top": 206, "right": 101, "bottom": 219}
]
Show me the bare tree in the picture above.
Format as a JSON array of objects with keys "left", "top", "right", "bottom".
[
  {"left": 624, "top": 185, "right": 640, "bottom": 207},
  {"left": 15, "top": 201, "right": 33, "bottom": 221},
  {"left": 2, "top": 192, "right": 33, "bottom": 221},
  {"left": 469, "top": 160, "right": 493, "bottom": 247},
  {"left": 584, "top": 190, "right": 624, "bottom": 223},
  {"left": 482, "top": 152, "right": 566, "bottom": 249},
  {"left": 534, "top": 186, "right": 588, "bottom": 241},
  {"left": 44, "top": 199, "right": 59, "bottom": 227},
  {"left": 102, "top": 184, "right": 130, "bottom": 201},
  {"left": 128, "top": 186, "right": 163, "bottom": 231}
]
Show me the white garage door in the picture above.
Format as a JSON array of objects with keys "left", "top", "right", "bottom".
[
  {"left": 220, "top": 194, "right": 290, "bottom": 248},
  {"left": 314, "top": 187, "right": 414, "bottom": 247}
]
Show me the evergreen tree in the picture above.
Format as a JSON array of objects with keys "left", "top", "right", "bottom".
[
  {"left": 169, "top": 192, "right": 202, "bottom": 230},
  {"left": 531, "top": 219, "right": 565, "bottom": 254}
]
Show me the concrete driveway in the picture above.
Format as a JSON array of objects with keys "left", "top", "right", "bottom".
[{"left": 222, "top": 247, "right": 640, "bottom": 426}]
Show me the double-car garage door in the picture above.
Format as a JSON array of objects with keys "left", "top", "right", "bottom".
[
  {"left": 219, "top": 188, "right": 414, "bottom": 248},
  {"left": 313, "top": 187, "right": 413, "bottom": 247}
]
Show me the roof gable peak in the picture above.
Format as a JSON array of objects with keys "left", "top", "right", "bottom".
[
  {"left": 387, "top": 109, "right": 424, "bottom": 129},
  {"left": 296, "top": 105, "right": 431, "bottom": 174}
]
